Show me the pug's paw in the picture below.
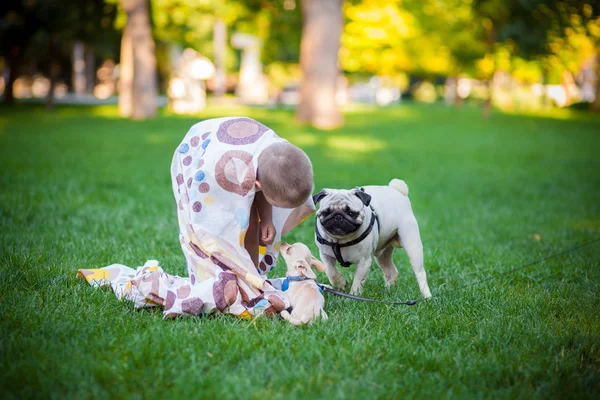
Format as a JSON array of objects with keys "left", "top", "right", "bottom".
[
  {"left": 332, "top": 275, "right": 347, "bottom": 291},
  {"left": 349, "top": 285, "right": 364, "bottom": 296}
]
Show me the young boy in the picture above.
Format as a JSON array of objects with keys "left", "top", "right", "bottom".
[
  {"left": 171, "top": 116, "right": 315, "bottom": 280},
  {"left": 78, "top": 117, "right": 315, "bottom": 319},
  {"left": 246, "top": 141, "right": 314, "bottom": 267}
]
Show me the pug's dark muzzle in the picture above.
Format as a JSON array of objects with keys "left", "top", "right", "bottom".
[{"left": 320, "top": 211, "right": 362, "bottom": 236}]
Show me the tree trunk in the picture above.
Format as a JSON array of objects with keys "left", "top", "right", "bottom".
[
  {"left": 482, "top": 25, "right": 497, "bottom": 118},
  {"left": 454, "top": 76, "right": 463, "bottom": 107},
  {"left": 561, "top": 70, "right": 574, "bottom": 107},
  {"left": 213, "top": 19, "right": 227, "bottom": 98},
  {"left": 3, "top": 45, "right": 22, "bottom": 105},
  {"left": 119, "top": 24, "right": 134, "bottom": 117},
  {"left": 482, "top": 79, "right": 492, "bottom": 117},
  {"left": 120, "top": 0, "right": 158, "bottom": 119},
  {"left": 591, "top": 53, "right": 600, "bottom": 113},
  {"left": 73, "top": 41, "right": 86, "bottom": 96},
  {"left": 85, "top": 45, "right": 96, "bottom": 93},
  {"left": 296, "top": 0, "right": 344, "bottom": 129},
  {"left": 46, "top": 36, "right": 59, "bottom": 110}
]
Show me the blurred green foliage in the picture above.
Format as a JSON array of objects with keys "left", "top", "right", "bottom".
[{"left": 1, "top": 0, "right": 598, "bottom": 92}]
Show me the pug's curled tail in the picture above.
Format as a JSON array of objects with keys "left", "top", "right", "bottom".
[{"left": 389, "top": 179, "right": 409, "bottom": 196}]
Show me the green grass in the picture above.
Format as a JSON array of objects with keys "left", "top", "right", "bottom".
[{"left": 1, "top": 103, "right": 599, "bottom": 399}]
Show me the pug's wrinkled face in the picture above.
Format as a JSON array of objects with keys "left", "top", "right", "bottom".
[{"left": 313, "top": 188, "right": 371, "bottom": 237}]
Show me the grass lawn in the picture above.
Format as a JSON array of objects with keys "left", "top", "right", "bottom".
[{"left": 1, "top": 103, "right": 599, "bottom": 399}]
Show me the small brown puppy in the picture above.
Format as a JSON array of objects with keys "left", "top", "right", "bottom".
[{"left": 279, "top": 242, "right": 328, "bottom": 326}]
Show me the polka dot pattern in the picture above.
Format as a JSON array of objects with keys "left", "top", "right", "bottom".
[
  {"left": 165, "top": 290, "right": 176, "bottom": 309},
  {"left": 177, "top": 285, "right": 191, "bottom": 299},
  {"left": 267, "top": 295, "right": 286, "bottom": 312},
  {"left": 181, "top": 297, "right": 204, "bottom": 315},
  {"left": 235, "top": 208, "right": 249, "bottom": 230},
  {"left": 178, "top": 143, "right": 189, "bottom": 154},
  {"left": 194, "top": 170, "right": 206, "bottom": 181},
  {"left": 214, "top": 150, "right": 255, "bottom": 196},
  {"left": 213, "top": 272, "right": 237, "bottom": 312},
  {"left": 79, "top": 115, "right": 317, "bottom": 320},
  {"left": 258, "top": 260, "right": 267, "bottom": 273},
  {"left": 192, "top": 202, "right": 202, "bottom": 213},
  {"left": 203, "top": 194, "right": 215, "bottom": 205},
  {"left": 151, "top": 117, "right": 305, "bottom": 318},
  {"left": 198, "top": 183, "right": 210, "bottom": 193},
  {"left": 264, "top": 254, "right": 274, "bottom": 266},
  {"left": 216, "top": 117, "right": 269, "bottom": 145},
  {"left": 164, "top": 312, "right": 179, "bottom": 319}
]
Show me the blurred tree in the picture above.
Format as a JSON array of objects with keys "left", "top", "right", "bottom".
[
  {"left": 0, "top": 0, "right": 117, "bottom": 106},
  {"left": 472, "top": 0, "right": 510, "bottom": 115},
  {"left": 404, "top": 0, "right": 487, "bottom": 103},
  {"left": 296, "top": 0, "right": 344, "bottom": 129},
  {"left": 147, "top": 0, "right": 266, "bottom": 74},
  {"left": 262, "top": 0, "right": 303, "bottom": 66},
  {"left": 341, "top": 0, "right": 417, "bottom": 77},
  {"left": 118, "top": 0, "right": 157, "bottom": 119},
  {"left": 0, "top": 1, "right": 37, "bottom": 105},
  {"left": 498, "top": 0, "right": 600, "bottom": 111},
  {"left": 340, "top": 0, "right": 488, "bottom": 104}
]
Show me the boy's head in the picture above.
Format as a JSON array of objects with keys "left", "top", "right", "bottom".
[{"left": 257, "top": 142, "right": 314, "bottom": 208}]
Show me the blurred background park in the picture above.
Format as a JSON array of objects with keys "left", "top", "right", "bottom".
[
  {"left": 1, "top": 2, "right": 600, "bottom": 398},
  {"left": 1, "top": 0, "right": 599, "bottom": 127}
]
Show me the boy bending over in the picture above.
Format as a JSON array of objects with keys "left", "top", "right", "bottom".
[
  {"left": 171, "top": 117, "right": 315, "bottom": 279},
  {"left": 246, "top": 142, "right": 314, "bottom": 267}
]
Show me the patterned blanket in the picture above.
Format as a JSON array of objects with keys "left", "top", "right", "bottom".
[{"left": 78, "top": 117, "right": 315, "bottom": 319}]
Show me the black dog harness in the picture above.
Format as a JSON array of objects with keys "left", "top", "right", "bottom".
[{"left": 315, "top": 204, "right": 380, "bottom": 267}]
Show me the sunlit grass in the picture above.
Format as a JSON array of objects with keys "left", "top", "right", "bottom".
[
  {"left": 326, "top": 136, "right": 386, "bottom": 153},
  {"left": 0, "top": 103, "right": 599, "bottom": 399}
]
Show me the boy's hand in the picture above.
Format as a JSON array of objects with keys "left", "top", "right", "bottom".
[{"left": 260, "top": 222, "right": 276, "bottom": 246}]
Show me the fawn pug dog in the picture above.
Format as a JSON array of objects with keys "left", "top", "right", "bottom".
[
  {"left": 279, "top": 242, "right": 328, "bottom": 326},
  {"left": 313, "top": 179, "right": 432, "bottom": 298}
]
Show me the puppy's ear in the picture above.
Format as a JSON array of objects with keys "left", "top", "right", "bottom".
[
  {"left": 353, "top": 188, "right": 372, "bottom": 206},
  {"left": 310, "top": 256, "right": 326, "bottom": 272},
  {"left": 312, "top": 190, "right": 328, "bottom": 205},
  {"left": 296, "top": 260, "right": 317, "bottom": 279}
]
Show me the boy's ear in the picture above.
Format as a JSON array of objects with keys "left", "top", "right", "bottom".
[
  {"left": 312, "top": 190, "right": 328, "bottom": 205},
  {"left": 296, "top": 260, "right": 317, "bottom": 279},
  {"left": 310, "top": 256, "right": 326, "bottom": 272}
]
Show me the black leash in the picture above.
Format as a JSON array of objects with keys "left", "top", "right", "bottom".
[
  {"left": 317, "top": 283, "right": 418, "bottom": 305},
  {"left": 317, "top": 237, "right": 600, "bottom": 306}
]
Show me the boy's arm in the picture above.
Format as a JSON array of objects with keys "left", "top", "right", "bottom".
[
  {"left": 255, "top": 191, "right": 275, "bottom": 245},
  {"left": 255, "top": 191, "right": 273, "bottom": 224}
]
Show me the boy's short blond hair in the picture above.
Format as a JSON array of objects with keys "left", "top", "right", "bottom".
[{"left": 257, "top": 142, "right": 314, "bottom": 208}]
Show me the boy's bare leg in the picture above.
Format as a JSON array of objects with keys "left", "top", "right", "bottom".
[{"left": 244, "top": 201, "right": 260, "bottom": 267}]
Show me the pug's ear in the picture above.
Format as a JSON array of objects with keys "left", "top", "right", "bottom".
[
  {"left": 296, "top": 260, "right": 317, "bottom": 279},
  {"left": 353, "top": 188, "right": 371, "bottom": 206},
  {"left": 312, "top": 190, "right": 328, "bottom": 205},
  {"left": 310, "top": 256, "right": 326, "bottom": 272}
]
